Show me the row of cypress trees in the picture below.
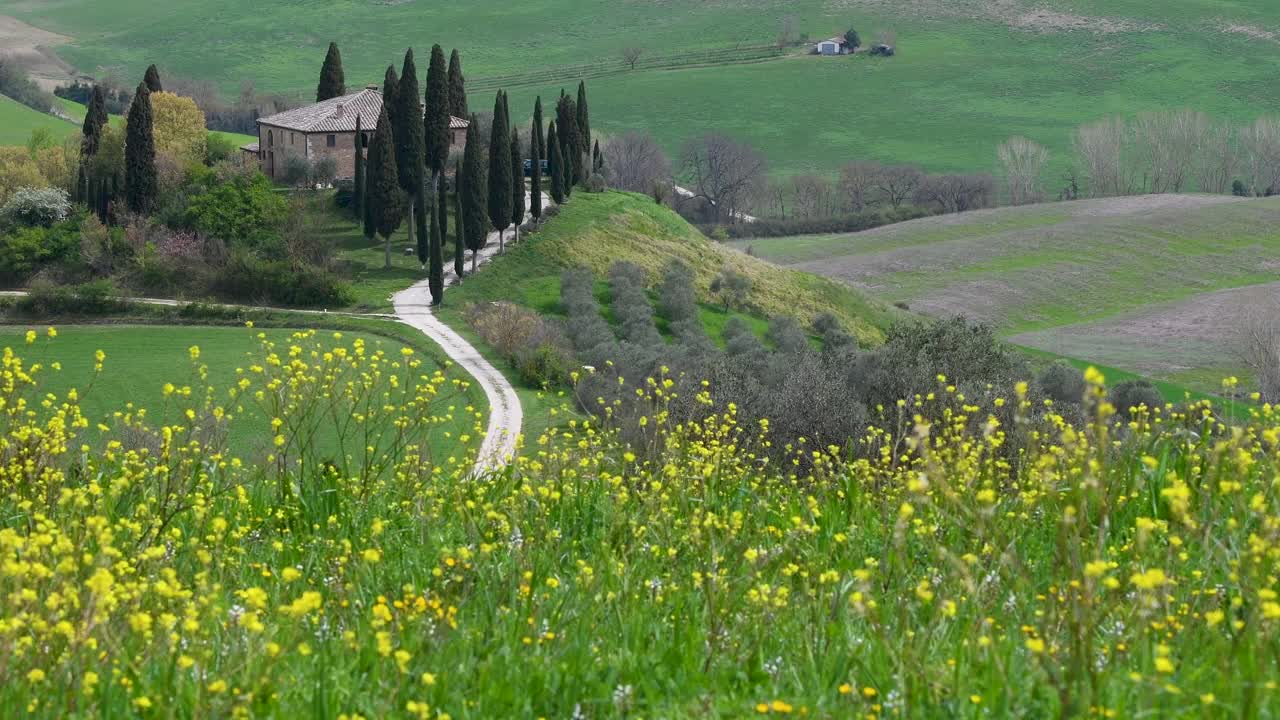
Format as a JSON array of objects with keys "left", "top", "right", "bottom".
[
  {"left": 76, "top": 63, "right": 163, "bottom": 223},
  {"left": 329, "top": 42, "right": 594, "bottom": 307}
]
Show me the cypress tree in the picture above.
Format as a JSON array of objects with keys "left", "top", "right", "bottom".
[
  {"left": 353, "top": 114, "right": 365, "bottom": 221},
  {"left": 530, "top": 98, "right": 543, "bottom": 219},
  {"left": 593, "top": 139, "right": 603, "bottom": 172},
  {"left": 447, "top": 49, "right": 468, "bottom": 120},
  {"left": 415, "top": 180, "right": 429, "bottom": 268},
  {"left": 381, "top": 65, "right": 400, "bottom": 132},
  {"left": 143, "top": 64, "right": 162, "bottom": 93},
  {"left": 548, "top": 121, "right": 564, "bottom": 204},
  {"left": 576, "top": 81, "right": 591, "bottom": 180},
  {"left": 82, "top": 85, "right": 108, "bottom": 157},
  {"left": 487, "top": 91, "right": 512, "bottom": 252},
  {"left": 510, "top": 126, "right": 525, "bottom": 242},
  {"left": 124, "top": 82, "right": 157, "bottom": 215},
  {"left": 460, "top": 116, "right": 488, "bottom": 272},
  {"left": 316, "top": 42, "right": 346, "bottom": 101},
  {"left": 437, "top": 165, "right": 448, "bottom": 245},
  {"left": 368, "top": 101, "right": 403, "bottom": 268},
  {"left": 453, "top": 160, "right": 465, "bottom": 281},
  {"left": 532, "top": 96, "right": 545, "bottom": 160},
  {"left": 395, "top": 50, "right": 424, "bottom": 253},
  {"left": 424, "top": 45, "right": 450, "bottom": 181},
  {"left": 555, "top": 93, "right": 579, "bottom": 194},
  {"left": 428, "top": 183, "right": 445, "bottom": 304}
]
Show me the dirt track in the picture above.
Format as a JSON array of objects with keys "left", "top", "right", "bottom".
[{"left": 0, "top": 14, "right": 77, "bottom": 90}]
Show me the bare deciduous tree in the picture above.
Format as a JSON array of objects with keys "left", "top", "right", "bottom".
[
  {"left": 604, "top": 130, "right": 671, "bottom": 193},
  {"left": 1132, "top": 110, "right": 1207, "bottom": 194},
  {"left": 997, "top": 136, "right": 1049, "bottom": 206},
  {"left": 680, "top": 133, "right": 766, "bottom": 223},
  {"left": 1195, "top": 120, "right": 1238, "bottom": 195},
  {"left": 914, "top": 173, "right": 995, "bottom": 214},
  {"left": 789, "top": 174, "right": 839, "bottom": 218},
  {"left": 1074, "top": 117, "right": 1135, "bottom": 198},
  {"left": 621, "top": 47, "right": 644, "bottom": 70},
  {"left": 1236, "top": 296, "right": 1280, "bottom": 401},
  {"left": 873, "top": 164, "right": 922, "bottom": 209},
  {"left": 1239, "top": 117, "right": 1280, "bottom": 197},
  {"left": 839, "top": 161, "right": 882, "bottom": 212}
]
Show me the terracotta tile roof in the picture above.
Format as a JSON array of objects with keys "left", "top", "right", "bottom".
[{"left": 258, "top": 87, "right": 469, "bottom": 134}]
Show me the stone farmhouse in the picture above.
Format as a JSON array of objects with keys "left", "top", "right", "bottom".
[{"left": 241, "top": 85, "right": 469, "bottom": 181}]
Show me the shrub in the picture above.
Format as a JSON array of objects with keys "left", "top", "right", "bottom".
[
  {"left": 1, "top": 186, "right": 71, "bottom": 227},
  {"left": 656, "top": 259, "right": 698, "bottom": 323},
  {"left": 14, "top": 278, "right": 125, "bottom": 316},
  {"left": 1109, "top": 379, "right": 1164, "bottom": 420},
  {"left": 710, "top": 267, "right": 751, "bottom": 311},
  {"left": 1036, "top": 361, "right": 1086, "bottom": 405},
  {"left": 585, "top": 172, "right": 608, "bottom": 193},
  {"left": 465, "top": 301, "right": 575, "bottom": 388},
  {"left": 608, "top": 261, "right": 663, "bottom": 347},
  {"left": 185, "top": 171, "right": 288, "bottom": 249},
  {"left": 212, "top": 252, "right": 354, "bottom": 307},
  {"left": 0, "top": 215, "right": 81, "bottom": 281}
]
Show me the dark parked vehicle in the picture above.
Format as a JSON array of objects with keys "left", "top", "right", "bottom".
[{"left": 523, "top": 159, "right": 550, "bottom": 177}]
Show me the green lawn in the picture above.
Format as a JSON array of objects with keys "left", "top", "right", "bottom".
[
  {"left": 0, "top": 94, "right": 75, "bottom": 145},
  {"left": 0, "top": 324, "right": 478, "bottom": 458},
  {"left": 6, "top": 1, "right": 1280, "bottom": 176}
]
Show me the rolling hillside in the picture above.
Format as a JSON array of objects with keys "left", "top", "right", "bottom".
[
  {"left": 3, "top": 1, "right": 1280, "bottom": 176},
  {"left": 733, "top": 194, "right": 1280, "bottom": 391},
  {"left": 437, "top": 190, "right": 901, "bottom": 347},
  {"left": 0, "top": 94, "right": 75, "bottom": 145}
]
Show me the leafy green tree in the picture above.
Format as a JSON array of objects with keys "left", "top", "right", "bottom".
[
  {"left": 548, "top": 121, "right": 564, "bottom": 204},
  {"left": 428, "top": 183, "right": 444, "bottom": 304},
  {"left": 460, "top": 116, "right": 488, "bottom": 272},
  {"left": 124, "top": 82, "right": 156, "bottom": 214},
  {"left": 367, "top": 101, "right": 403, "bottom": 268},
  {"left": 353, "top": 113, "right": 365, "bottom": 220},
  {"left": 447, "top": 49, "right": 467, "bottom": 120},
  {"left": 510, "top": 126, "right": 525, "bottom": 242},
  {"left": 395, "top": 49, "right": 425, "bottom": 252},
  {"left": 82, "top": 85, "right": 108, "bottom": 158},
  {"left": 487, "top": 91, "right": 512, "bottom": 252},
  {"left": 453, "top": 161, "right": 465, "bottom": 280},
  {"left": 316, "top": 42, "right": 346, "bottom": 101},
  {"left": 143, "top": 64, "right": 162, "bottom": 93},
  {"left": 424, "top": 45, "right": 450, "bottom": 181},
  {"left": 844, "top": 28, "right": 861, "bottom": 50}
]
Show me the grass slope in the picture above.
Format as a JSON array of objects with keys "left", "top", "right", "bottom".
[
  {"left": 5, "top": 1, "right": 1280, "bottom": 176},
  {"left": 0, "top": 94, "right": 74, "bottom": 145},
  {"left": 438, "top": 190, "right": 898, "bottom": 346},
  {"left": 736, "top": 194, "right": 1280, "bottom": 391}
]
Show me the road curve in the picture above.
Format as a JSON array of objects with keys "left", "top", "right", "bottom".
[{"left": 392, "top": 280, "right": 521, "bottom": 475}]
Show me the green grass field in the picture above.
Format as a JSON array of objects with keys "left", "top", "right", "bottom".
[
  {"left": 0, "top": 324, "right": 478, "bottom": 457},
  {"left": 734, "top": 194, "right": 1280, "bottom": 393},
  {"left": 0, "top": 94, "right": 75, "bottom": 145},
  {"left": 5, "top": 0, "right": 1280, "bottom": 177}
]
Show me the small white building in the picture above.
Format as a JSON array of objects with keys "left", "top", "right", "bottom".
[{"left": 816, "top": 37, "right": 848, "bottom": 55}]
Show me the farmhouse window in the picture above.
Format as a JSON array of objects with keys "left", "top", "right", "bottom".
[{"left": 327, "top": 134, "right": 336, "bottom": 147}]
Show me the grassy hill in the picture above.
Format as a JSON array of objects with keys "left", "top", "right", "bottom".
[
  {"left": 0, "top": 94, "right": 75, "bottom": 145},
  {"left": 436, "top": 190, "right": 899, "bottom": 347},
  {"left": 4, "top": 1, "right": 1280, "bottom": 177},
  {"left": 733, "top": 194, "right": 1280, "bottom": 392}
]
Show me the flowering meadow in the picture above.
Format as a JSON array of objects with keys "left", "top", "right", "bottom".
[{"left": 2, "top": 330, "right": 1279, "bottom": 718}]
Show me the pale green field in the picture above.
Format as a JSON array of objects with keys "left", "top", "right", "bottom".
[{"left": 736, "top": 194, "right": 1280, "bottom": 392}]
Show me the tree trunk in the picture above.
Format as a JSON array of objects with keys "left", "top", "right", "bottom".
[
  {"left": 384, "top": 236, "right": 392, "bottom": 269},
  {"left": 471, "top": 250, "right": 478, "bottom": 272},
  {"left": 498, "top": 228, "right": 504, "bottom": 253}
]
